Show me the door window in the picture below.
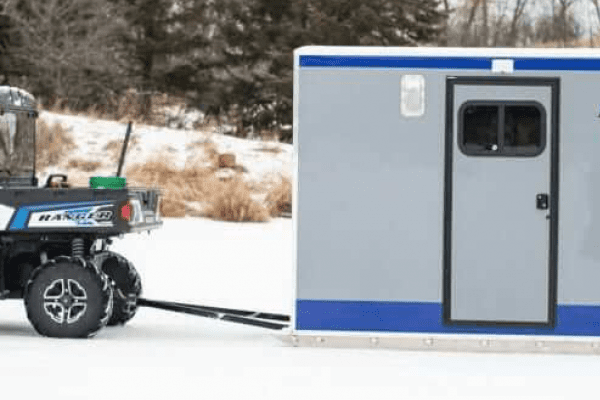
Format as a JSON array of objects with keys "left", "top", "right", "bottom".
[
  {"left": 462, "top": 105, "right": 499, "bottom": 152},
  {"left": 459, "top": 101, "right": 546, "bottom": 157},
  {"left": 504, "top": 105, "right": 542, "bottom": 151}
]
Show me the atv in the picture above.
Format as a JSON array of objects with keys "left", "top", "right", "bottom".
[{"left": 0, "top": 86, "right": 162, "bottom": 338}]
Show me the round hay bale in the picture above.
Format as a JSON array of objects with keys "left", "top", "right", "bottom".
[{"left": 218, "top": 153, "right": 236, "bottom": 169}]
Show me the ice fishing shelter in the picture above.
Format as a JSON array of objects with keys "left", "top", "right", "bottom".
[{"left": 288, "top": 46, "right": 600, "bottom": 353}]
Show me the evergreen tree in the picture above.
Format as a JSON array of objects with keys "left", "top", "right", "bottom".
[
  {"left": 194, "top": 0, "right": 446, "bottom": 137},
  {"left": 3, "top": 0, "right": 129, "bottom": 106},
  {"left": 115, "top": 0, "right": 214, "bottom": 115},
  {"left": 0, "top": 12, "right": 16, "bottom": 85}
]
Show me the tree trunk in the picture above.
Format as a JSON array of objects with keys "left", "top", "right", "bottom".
[
  {"left": 461, "top": 0, "right": 482, "bottom": 46},
  {"left": 508, "top": 0, "right": 528, "bottom": 46},
  {"left": 440, "top": 0, "right": 450, "bottom": 45},
  {"left": 482, "top": 0, "right": 488, "bottom": 46},
  {"left": 558, "top": 0, "right": 576, "bottom": 47},
  {"left": 591, "top": 0, "right": 600, "bottom": 27},
  {"left": 560, "top": 4, "right": 567, "bottom": 47}
]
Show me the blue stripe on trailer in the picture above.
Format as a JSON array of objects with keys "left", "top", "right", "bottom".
[
  {"left": 514, "top": 58, "right": 600, "bottom": 71},
  {"left": 299, "top": 55, "right": 600, "bottom": 71},
  {"left": 300, "top": 55, "right": 492, "bottom": 69},
  {"left": 10, "top": 201, "right": 113, "bottom": 230},
  {"left": 296, "top": 300, "right": 600, "bottom": 336}
]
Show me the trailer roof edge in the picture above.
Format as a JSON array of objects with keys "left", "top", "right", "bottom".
[{"left": 294, "top": 45, "right": 600, "bottom": 59}]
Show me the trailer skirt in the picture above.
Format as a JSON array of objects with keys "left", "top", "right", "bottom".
[
  {"left": 296, "top": 300, "right": 600, "bottom": 336},
  {"left": 281, "top": 331, "right": 600, "bottom": 355}
]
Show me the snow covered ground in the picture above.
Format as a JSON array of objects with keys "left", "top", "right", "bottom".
[
  {"left": 39, "top": 111, "right": 293, "bottom": 188},
  {"left": 0, "top": 218, "right": 595, "bottom": 400},
  {"left": 0, "top": 111, "right": 592, "bottom": 399}
]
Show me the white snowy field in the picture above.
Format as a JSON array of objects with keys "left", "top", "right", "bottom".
[
  {"left": 0, "top": 110, "right": 593, "bottom": 399},
  {"left": 0, "top": 218, "right": 594, "bottom": 400}
]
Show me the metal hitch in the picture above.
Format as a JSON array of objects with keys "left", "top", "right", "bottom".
[{"left": 137, "top": 298, "right": 290, "bottom": 330}]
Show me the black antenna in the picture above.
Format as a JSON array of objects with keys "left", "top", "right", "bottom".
[{"left": 116, "top": 122, "right": 132, "bottom": 177}]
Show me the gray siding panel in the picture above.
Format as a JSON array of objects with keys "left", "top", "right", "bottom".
[
  {"left": 557, "top": 74, "right": 600, "bottom": 304},
  {"left": 297, "top": 69, "right": 445, "bottom": 301},
  {"left": 297, "top": 65, "right": 600, "bottom": 306}
]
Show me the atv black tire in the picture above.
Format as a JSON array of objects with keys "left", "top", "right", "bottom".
[
  {"left": 25, "top": 256, "right": 113, "bottom": 338},
  {"left": 96, "top": 251, "right": 141, "bottom": 326}
]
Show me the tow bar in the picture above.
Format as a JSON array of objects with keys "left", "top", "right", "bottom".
[{"left": 137, "top": 298, "right": 290, "bottom": 330}]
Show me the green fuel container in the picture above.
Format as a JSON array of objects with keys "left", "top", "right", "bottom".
[{"left": 90, "top": 176, "right": 126, "bottom": 189}]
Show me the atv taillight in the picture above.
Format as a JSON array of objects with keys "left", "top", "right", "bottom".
[
  {"left": 156, "top": 196, "right": 162, "bottom": 221},
  {"left": 119, "top": 202, "right": 132, "bottom": 222}
]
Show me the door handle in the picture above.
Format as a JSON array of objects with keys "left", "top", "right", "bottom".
[{"left": 536, "top": 193, "right": 549, "bottom": 210}]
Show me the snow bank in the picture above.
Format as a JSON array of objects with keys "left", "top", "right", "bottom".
[{"left": 38, "top": 111, "right": 292, "bottom": 187}]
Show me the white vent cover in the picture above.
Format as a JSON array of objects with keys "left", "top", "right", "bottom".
[
  {"left": 492, "top": 59, "right": 514, "bottom": 74},
  {"left": 400, "top": 74, "right": 425, "bottom": 117}
]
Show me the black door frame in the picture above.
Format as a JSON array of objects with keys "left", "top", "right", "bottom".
[{"left": 443, "top": 76, "right": 560, "bottom": 327}]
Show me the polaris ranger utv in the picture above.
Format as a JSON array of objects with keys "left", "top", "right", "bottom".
[{"left": 0, "top": 86, "right": 162, "bottom": 338}]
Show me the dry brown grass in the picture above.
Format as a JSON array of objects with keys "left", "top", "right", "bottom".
[
  {"left": 125, "top": 157, "right": 196, "bottom": 217},
  {"left": 125, "top": 155, "right": 216, "bottom": 217},
  {"left": 265, "top": 176, "right": 292, "bottom": 216},
  {"left": 125, "top": 153, "right": 269, "bottom": 221},
  {"left": 159, "top": 197, "right": 187, "bottom": 218},
  {"left": 263, "top": 130, "right": 281, "bottom": 141},
  {"left": 531, "top": 34, "right": 600, "bottom": 49},
  {"left": 256, "top": 145, "right": 283, "bottom": 154},
  {"left": 128, "top": 157, "right": 212, "bottom": 190},
  {"left": 186, "top": 139, "right": 219, "bottom": 167},
  {"left": 108, "top": 91, "right": 152, "bottom": 123},
  {"left": 67, "top": 158, "right": 102, "bottom": 172},
  {"left": 46, "top": 98, "right": 75, "bottom": 115},
  {"left": 203, "top": 178, "right": 270, "bottom": 222},
  {"left": 78, "top": 92, "right": 143, "bottom": 123},
  {"left": 104, "top": 136, "right": 140, "bottom": 158},
  {"left": 185, "top": 146, "right": 220, "bottom": 176},
  {"left": 37, "top": 120, "right": 77, "bottom": 169},
  {"left": 44, "top": 91, "right": 188, "bottom": 126}
]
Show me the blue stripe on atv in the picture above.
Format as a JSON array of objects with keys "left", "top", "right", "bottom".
[{"left": 10, "top": 201, "right": 114, "bottom": 230}]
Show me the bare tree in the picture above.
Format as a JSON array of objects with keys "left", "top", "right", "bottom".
[
  {"left": 557, "top": 0, "right": 578, "bottom": 46},
  {"left": 591, "top": 0, "right": 600, "bottom": 27},
  {"left": 3, "top": 0, "right": 128, "bottom": 105},
  {"left": 460, "top": 0, "right": 483, "bottom": 45},
  {"left": 491, "top": 0, "right": 508, "bottom": 46},
  {"left": 507, "top": 0, "right": 530, "bottom": 45},
  {"left": 456, "top": 0, "right": 523, "bottom": 46},
  {"left": 440, "top": 0, "right": 452, "bottom": 45},
  {"left": 482, "top": 0, "right": 488, "bottom": 45}
]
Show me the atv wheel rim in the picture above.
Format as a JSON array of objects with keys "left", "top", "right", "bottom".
[{"left": 43, "top": 279, "right": 88, "bottom": 324}]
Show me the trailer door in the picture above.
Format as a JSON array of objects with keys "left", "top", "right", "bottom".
[{"left": 444, "top": 78, "right": 558, "bottom": 326}]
